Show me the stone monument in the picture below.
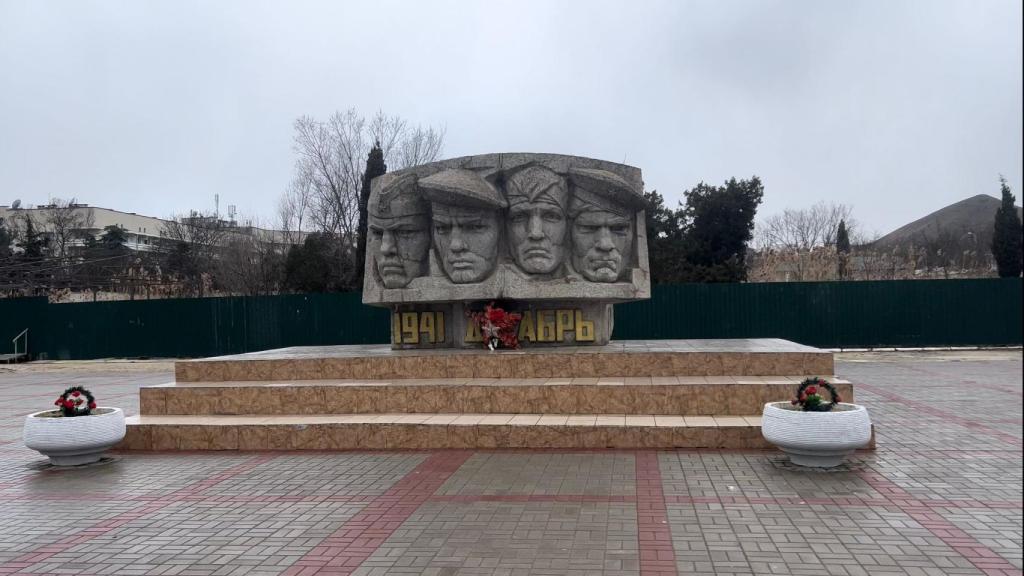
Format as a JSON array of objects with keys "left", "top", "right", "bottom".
[
  {"left": 118, "top": 153, "right": 865, "bottom": 453},
  {"left": 362, "top": 153, "right": 651, "bottom": 349}
]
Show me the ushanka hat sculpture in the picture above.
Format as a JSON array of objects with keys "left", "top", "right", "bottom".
[
  {"left": 419, "top": 169, "right": 507, "bottom": 209},
  {"left": 567, "top": 167, "right": 645, "bottom": 218},
  {"left": 504, "top": 164, "right": 569, "bottom": 211}
]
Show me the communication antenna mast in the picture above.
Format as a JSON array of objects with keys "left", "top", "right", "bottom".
[
  {"left": 227, "top": 205, "right": 237, "bottom": 220},
  {"left": 214, "top": 194, "right": 220, "bottom": 218}
]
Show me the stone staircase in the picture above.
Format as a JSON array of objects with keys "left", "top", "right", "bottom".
[{"left": 119, "top": 339, "right": 863, "bottom": 451}]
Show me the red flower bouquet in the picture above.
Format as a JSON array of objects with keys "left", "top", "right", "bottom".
[{"left": 468, "top": 302, "right": 523, "bottom": 350}]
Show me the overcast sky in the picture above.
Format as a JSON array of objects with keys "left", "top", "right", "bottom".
[{"left": 1, "top": 0, "right": 1021, "bottom": 237}]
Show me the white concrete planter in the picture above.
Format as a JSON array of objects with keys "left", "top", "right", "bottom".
[
  {"left": 761, "top": 402, "right": 871, "bottom": 468},
  {"left": 23, "top": 408, "right": 126, "bottom": 466}
]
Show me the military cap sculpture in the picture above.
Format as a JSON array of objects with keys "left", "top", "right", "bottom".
[
  {"left": 420, "top": 169, "right": 507, "bottom": 284},
  {"left": 367, "top": 174, "right": 432, "bottom": 289},
  {"left": 362, "top": 153, "right": 650, "bottom": 349}
]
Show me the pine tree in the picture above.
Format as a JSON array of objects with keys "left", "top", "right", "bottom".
[
  {"left": 16, "top": 215, "right": 47, "bottom": 260},
  {"left": 354, "top": 142, "right": 387, "bottom": 290},
  {"left": 991, "top": 177, "right": 1023, "bottom": 277},
  {"left": 0, "top": 217, "right": 12, "bottom": 258},
  {"left": 678, "top": 177, "right": 764, "bottom": 282},
  {"left": 836, "top": 219, "right": 851, "bottom": 279},
  {"left": 98, "top": 224, "right": 128, "bottom": 253},
  {"left": 644, "top": 190, "right": 686, "bottom": 284}
]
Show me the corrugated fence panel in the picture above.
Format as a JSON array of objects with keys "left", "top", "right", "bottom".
[
  {"left": 0, "top": 296, "right": 47, "bottom": 356},
  {"left": 0, "top": 278, "right": 1019, "bottom": 359},
  {"left": 613, "top": 278, "right": 1022, "bottom": 347}
]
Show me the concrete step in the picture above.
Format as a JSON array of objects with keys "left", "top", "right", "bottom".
[
  {"left": 119, "top": 413, "right": 775, "bottom": 450},
  {"left": 175, "top": 339, "right": 834, "bottom": 382},
  {"left": 140, "top": 376, "right": 853, "bottom": 417}
]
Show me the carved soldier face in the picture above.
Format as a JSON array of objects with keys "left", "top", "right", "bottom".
[
  {"left": 370, "top": 213, "right": 431, "bottom": 288},
  {"left": 508, "top": 200, "right": 567, "bottom": 274},
  {"left": 571, "top": 210, "right": 633, "bottom": 282},
  {"left": 432, "top": 203, "right": 501, "bottom": 283}
]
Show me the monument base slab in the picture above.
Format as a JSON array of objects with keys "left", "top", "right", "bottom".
[{"left": 118, "top": 338, "right": 872, "bottom": 452}]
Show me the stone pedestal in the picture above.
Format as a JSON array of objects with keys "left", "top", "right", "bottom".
[{"left": 117, "top": 339, "right": 878, "bottom": 451}]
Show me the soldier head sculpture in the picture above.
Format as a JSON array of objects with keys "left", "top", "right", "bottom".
[
  {"left": 363, "top": 154, "right": 651, "bottom": 350},
  {"left": 568, "top": 168, "right": 643, "bottom": 283},
  {"left": 504, "top": 165, "right": 569, "bottom": 276},
  {"left": 420, "top": 169, "right": 507, "bottom": 284},
  {"left": 368, "top": 174, "right": 432, "bottom": 288}
]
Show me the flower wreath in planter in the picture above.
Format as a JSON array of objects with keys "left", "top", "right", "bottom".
[
  {"left": 791, "top": 377, "right": 842, "bottom": 412},
  {"left": 467, "top": 302, "right": 523, "bottom": 350},
  {"left": 53, "top": 386, "right": 97, "bottom": 417}
]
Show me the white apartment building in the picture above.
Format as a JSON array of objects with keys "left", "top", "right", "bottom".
[{"left": 0, "top": 204, "right": 303, "bottom": 253}]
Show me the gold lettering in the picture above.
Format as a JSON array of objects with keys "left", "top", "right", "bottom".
[
  {"left": 537, "top": 310, "right": 555, "bottom": 342},
  {"left": 465, "top": 320, "right": 483, "bottom": 342},
  {"left": 555, "top": 309, "right": 573, "bottom": 342},
  {"left": 401, "top": 312, "right": 419, "bottom": 344},
  {"left": 517, "top": 310, "right": 536, "bottom": 342},
  {"left": 575, "top": 310, "right": 595, "bottom": 342},
  {"left": 392, "top": 312, "right": 402, "bottom": 344},
  {"left": 419, "top": 312, "right": 435, "bottom": 343},
  {"left": 436, "top": 312, "right": 445, "bottom": 344}
]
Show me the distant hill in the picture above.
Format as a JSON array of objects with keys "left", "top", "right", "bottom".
[{"left": 872, "top": 194, "right": 1023, "bottom": 250}]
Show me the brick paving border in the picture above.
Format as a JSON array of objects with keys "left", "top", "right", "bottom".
[
  {"left": 856, "top": 382, "right": 1023, "bottom": 447},
  {"left": 636, "top": 452, "right": 677, "bottom": 576},
  {"left": 0, "top": 450, "right": 1019, "bottom": 575},
  {"left": 281, "top": 451, "right": 473, "bottom": 576},
  {"left": 0, "top": 453, "right": 278, "bottom": 575},
  {"left": 858, "top": 470, "right": 1022, "bottom": 576}
]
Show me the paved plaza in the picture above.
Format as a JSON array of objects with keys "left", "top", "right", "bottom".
[{"left": 0, "top": 351, "right": 1020, "bottom": 576}]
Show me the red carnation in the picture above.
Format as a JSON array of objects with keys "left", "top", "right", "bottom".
[
  {"left": 806, "top": 386, "right": 817, "bottom": 395},
  {"left": 791, "top": 399, "right": 799, "bottom": 405},
  {"left": 63, "top": 399, "right": 74, "bottom": 408},
  {"left": 71, "top": 391, "right": 81, "bottom": 397},
  {"left": 88, "top": 402, "right": 97, "bottom": 409},
  {"left": 54, "top": 399, "right": 62, "bottom": 406}
]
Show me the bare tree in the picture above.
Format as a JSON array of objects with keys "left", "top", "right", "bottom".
[
  {"left": 162, "top": 211, "right": 227, "bottom": 296},
  {"left": 749, "top": 246, "right": 845, "bottom": 282},
  {"left": 278, "top": 174, "right": 312, "bottom": 245},
  {"left": 287, "top": 108, "right": 445, "bottom": 281},
  {"left": 757, "top": 202, "right": 857, "bottom": 251},
  {"left": 40, "top": 198, "right": 94, "bottom": 262},
  {"left": 395, "top": 125, "right": 446, "bottom": 169},
  {"left": 217, "top": 217, "right": 284, "bottom": 296}
]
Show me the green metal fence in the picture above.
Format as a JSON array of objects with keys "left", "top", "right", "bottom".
[
  {"left": 614, "top": 278, "right": 1022, "bottom": 348},
  {"left": 1, "top": 278, "right": 1019, "bottom": 360}
]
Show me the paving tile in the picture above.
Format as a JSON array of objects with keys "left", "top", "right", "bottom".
[{"left": 0, "top": 351, "right": 1020, "bottom": 576}]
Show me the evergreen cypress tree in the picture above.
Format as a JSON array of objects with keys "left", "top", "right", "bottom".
[
  {"left": 16, "top": 216, "right": 47, "bottom": 260},
  {"left": 991, "top": 177, "right": 1023, "bottom": 277},
  {"left": 836, "top": 220, "right": 850, "bottom": 253},
  {"left": 0, "top": 218, "right": 12, "bottom": 258},
  {"left": 354, "top": 142, "right": 387, "bottom": 289},
  {"left": 836, "top": 219, "right": 851, "bottom": 279}
]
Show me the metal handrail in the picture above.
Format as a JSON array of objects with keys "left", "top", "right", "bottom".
[{"left": 12, "top": 329, "right": 27, "bottom": 357}]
